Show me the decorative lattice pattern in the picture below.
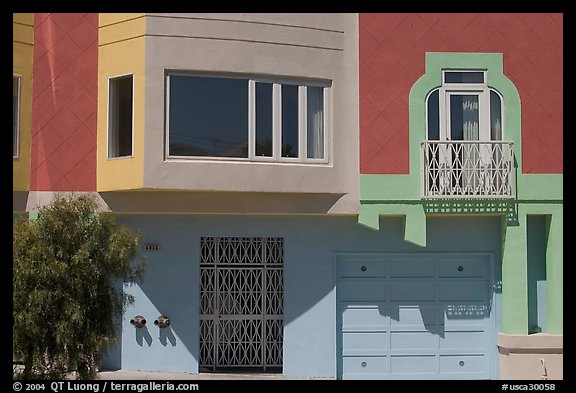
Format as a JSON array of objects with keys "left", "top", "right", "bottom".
[
  {"left": 200, "top": 237, "right": 284, "bottom": 370},
  {"left": 421, "top": 141, "right": 515, "bottom": 199}
]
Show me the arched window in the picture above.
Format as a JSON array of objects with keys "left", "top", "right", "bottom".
[
  {"left": 426, "top": 70, "right": 503, "bottom": 142},
  {"left": 423, "top": 70, "right": 511, "bottom": 198}
]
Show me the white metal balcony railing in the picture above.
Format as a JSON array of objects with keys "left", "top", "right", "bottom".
[{"left": 420, "top": 140, "right": 515, "bottom": 199}]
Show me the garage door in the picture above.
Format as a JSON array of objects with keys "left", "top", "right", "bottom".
[{"left": 336, "top": 253, "right": 493, "bottom": 380}]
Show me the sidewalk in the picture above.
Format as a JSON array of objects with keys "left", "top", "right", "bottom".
[
  {"left": 97, "top": 370, "right": 324, "bottom": 380},
  {"left": 14, "top": 364, "right": 329, "bottom": 380}
]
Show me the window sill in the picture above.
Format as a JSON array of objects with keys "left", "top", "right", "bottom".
[{"left": 165, "top": 156, "right": 330, "bottom": 166}]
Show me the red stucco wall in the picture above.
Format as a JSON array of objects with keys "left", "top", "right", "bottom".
[
  {"left": 30, "top": 13, "right": 98, "bottom": 191},
  {"left": 360, "top": 13, "right": 562, "bottom": 175}
]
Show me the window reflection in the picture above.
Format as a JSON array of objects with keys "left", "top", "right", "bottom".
[
  {"left": 169, "top": 75, "right": 249, "bottom": 158},
  {"left": 281, "top": 85, "right": 299, "bottom": 158},
  {"left": 256, "top": 82, "right": 273, "bottom": 157}
]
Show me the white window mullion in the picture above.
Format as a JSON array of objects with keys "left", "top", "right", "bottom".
[
  {"left": 273, "top": 83, "right": 281, "bottom": 160},
  {"left": 299, "top": 85, "right": 306, "bottom": 162},
  {"left": 323, "top": 86, "right": 329, "bottom": 162},
  {"left": 439, "top": 87, "right": 448, "bottom": 141},
  {"left": 248, "top": 79, "right": 255, "bottom": 160},
  {"left": 479, "top": 88, "right": 492, "bottom": 171},
  {"left": 479, "top": 88, "right": 490, "bottom": 142},
  {"left": 165, "top": 75, "right": 170, "bottom": 159}
]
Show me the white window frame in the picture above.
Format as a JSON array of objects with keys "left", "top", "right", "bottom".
[
  {"left": 425, "top": 70, "right": 506, "bottom": 141},
  {"left": 166, "top": 72, "right": 330, "bottom": 165},
  {"left": 13, "top": 75, "right": 21, "bottom": 159},
  {"left": 429, "top": 70, "right": 504, "bottom": 142},
  {"left": 249, "top": 78, "right": 277, "bottom": 162},
  {"left": 303, "top": 84, "right": 330, "bottom": 163},
  {"left": 442, "top": 69, "right": 485, "bottom": 84},
  {"left": 440, "top": 70, "right": 489, "bottom": 142},
  {"left": 440, "top": 88, "right": 489, "bottom": 141},
  {"left": 107, "top": 73, "right": 135, "bottom": 160}
]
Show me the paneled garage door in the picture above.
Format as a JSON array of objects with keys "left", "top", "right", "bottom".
[{"left": 336, "top": 254, "right": 494, "bottom": 380}]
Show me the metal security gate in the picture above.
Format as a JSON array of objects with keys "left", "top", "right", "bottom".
[{"left": 199, "top": 237, "right": 283, "bottom": 371}]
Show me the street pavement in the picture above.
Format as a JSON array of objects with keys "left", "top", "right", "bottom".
[{"left": 97, "top": 370, "right": 327, "bottom": 380}]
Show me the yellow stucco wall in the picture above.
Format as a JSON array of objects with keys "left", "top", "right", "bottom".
[
  {"left": 13, "top": 13, "right": 33, "bottom": 192},
  {"left": 97, "top": 13, "right": 146, "bottom": 191}
]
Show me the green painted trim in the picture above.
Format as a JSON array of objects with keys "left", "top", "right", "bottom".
[
  {"left": 358, "top": 203, "right": 426, "bottom": 246},
  {"left": 518, "top": 174, "right": 563, "bottom": 201},
  {"left": 545, "top": 206, "right": 563, "bottom": 334},
  {"left": 502, "top": 210, "right": 528, "bottom": 334},
  {"left": 404, "top": 205, "right": 427, "bottom": 246},
  {"left": 501, "top": 203, "right": 563, "bottom": 334},
  {"left": 360, "top": 174, "right": 416, "bottom": 201},
  {"left": 357, "top": 204, "right": 382, "bottom": 230}
]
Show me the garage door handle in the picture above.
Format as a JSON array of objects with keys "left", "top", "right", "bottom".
[{"left": 361, "top": 266, "right": 367, "bottom": 272}]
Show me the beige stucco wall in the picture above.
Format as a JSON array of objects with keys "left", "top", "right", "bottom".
[
  {"left": 141, "top": 13, "right": 359, "bottom": 214},
  {"left": 498, "top": 333, "right": 563, "bottom": 380}
]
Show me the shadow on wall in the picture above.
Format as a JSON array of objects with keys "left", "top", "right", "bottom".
[
  {"left": 136, "top": 326, "right": 153, "bottom": 347},
  {"left": 159, "top": 327, "right": 177, "bottom": 347},
  {"left": 100, "top": 191, "right": 346, "bottom": 215},
  {"left": 366, "top": 302, "right": 491, "bottom": 338}
]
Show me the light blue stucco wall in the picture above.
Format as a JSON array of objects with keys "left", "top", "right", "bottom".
[{"left": 104, "top": 215, "right": 503, "bottom": 377}]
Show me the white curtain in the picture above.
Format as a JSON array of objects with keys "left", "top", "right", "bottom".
[
  {"left": 307, "top": 87, "right": 324, "bottom": 159},
  {"left": 462, "top": 96, "right": 479, "bottom": 141},
  {"left": 490, "top": 90, "right": 502, "bottom": 141},
  {"left": 490, "top": 92, "right": 504, "bottom": 193},
  {"left": 462, "top": 95, "right": 480, "bottom": 192}
]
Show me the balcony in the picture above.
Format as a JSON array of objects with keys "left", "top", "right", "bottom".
[{"left": 421, "top": 141, "right": 515, "bottom": 199}]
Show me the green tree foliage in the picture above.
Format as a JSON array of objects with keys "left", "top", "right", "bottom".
[{"left": 13, "top": 194, "right": 145, "bottom": 380}]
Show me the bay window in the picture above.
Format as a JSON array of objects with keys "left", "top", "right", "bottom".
[{"left": 167, "top": 73, "right": 329, "bottom": 163}]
